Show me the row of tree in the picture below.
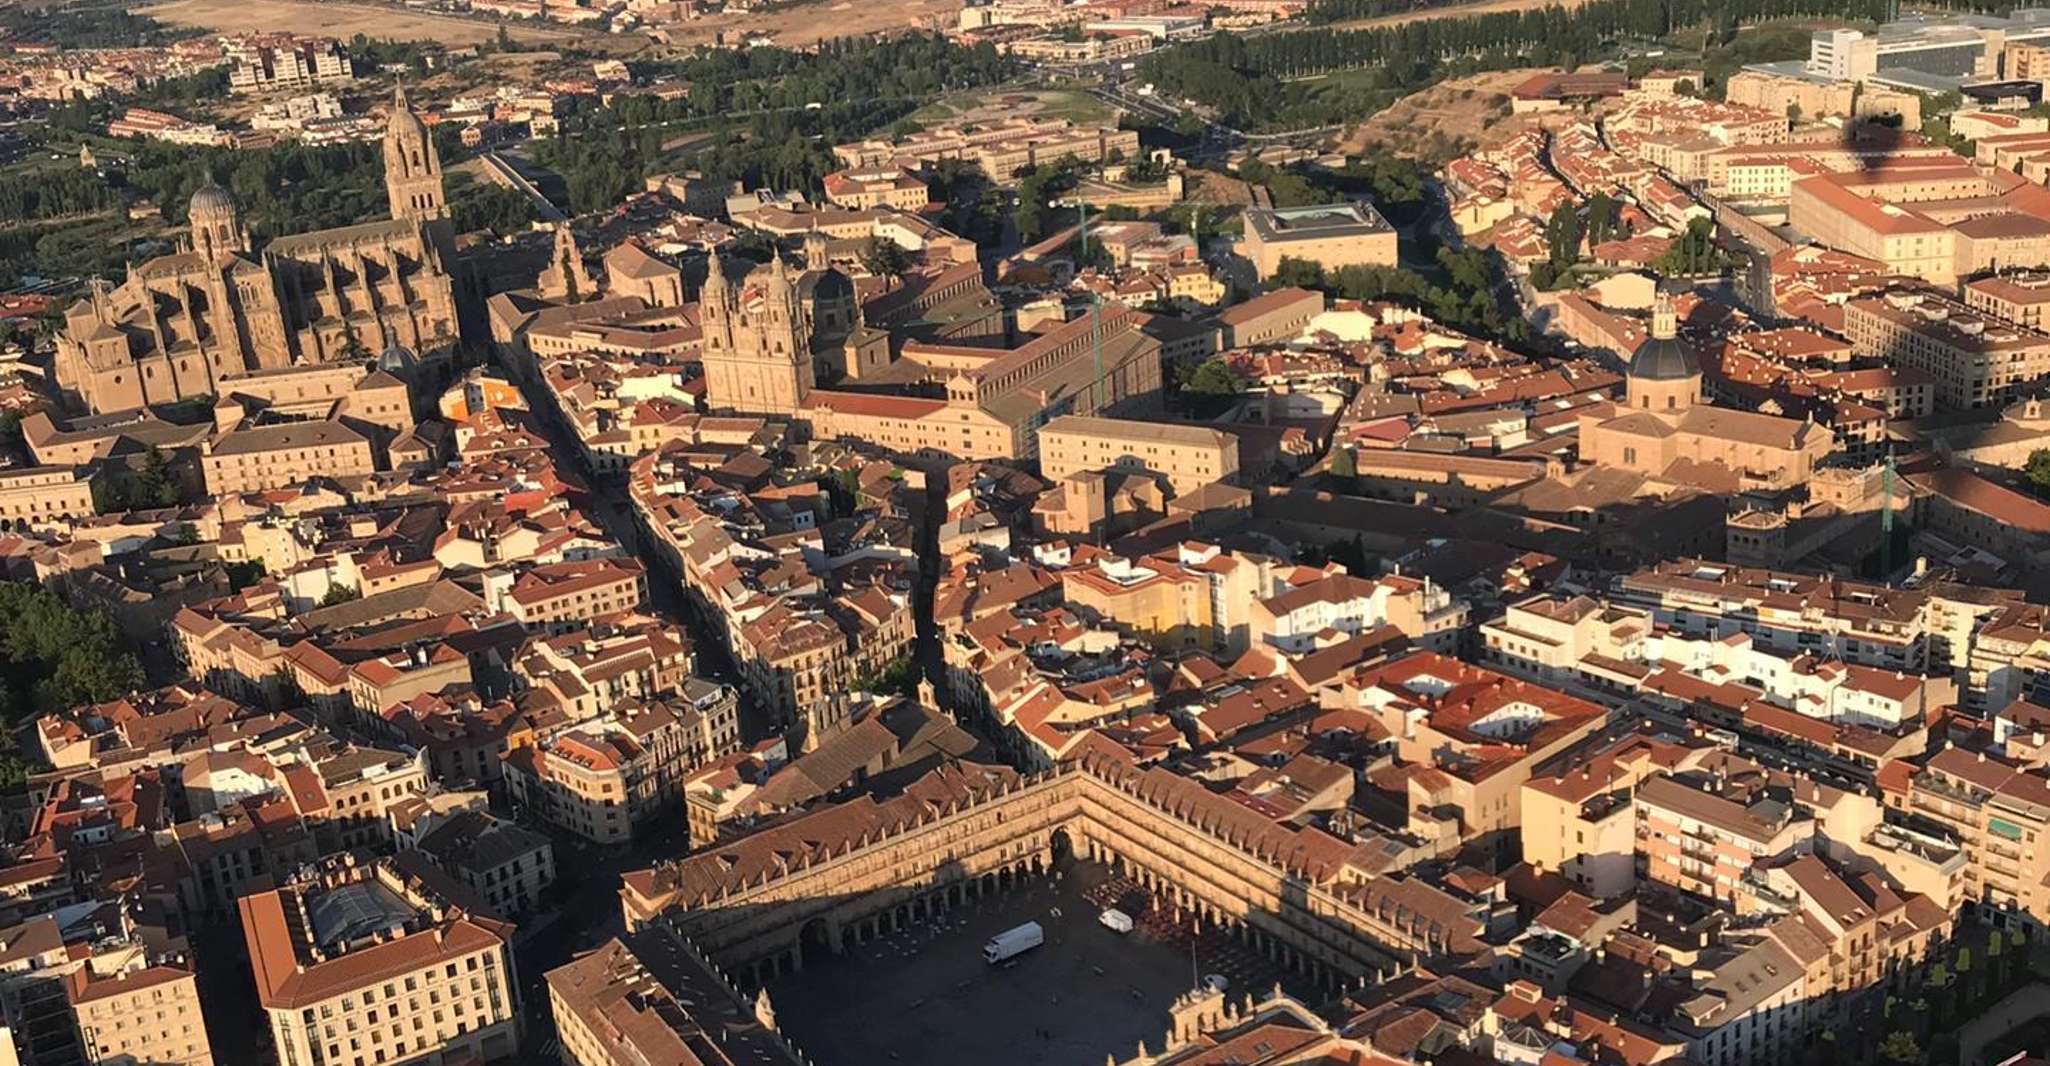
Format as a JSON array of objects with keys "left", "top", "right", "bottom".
[
  {"left": 1140, "top": 0, "right": 1930, "bottom": 130},
  {"left": 0, "top": 168, "right": 122, "bottom": 226}
]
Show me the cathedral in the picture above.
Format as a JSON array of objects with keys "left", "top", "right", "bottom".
[{"left": 55, "top": 87, "right": 461, "bottom": 415}]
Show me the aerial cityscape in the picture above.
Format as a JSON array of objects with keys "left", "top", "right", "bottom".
[{"left": 15, "top": 0, "right": 2050, "bottom": 1064}]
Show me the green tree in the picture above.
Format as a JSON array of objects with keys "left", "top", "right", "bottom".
[
  {"left": 1183, "top": 358, "right": 1241, "bottom": 397},
  {"left": 1266, "top": 257, "right": 1326, "bottom": 290},
  {"left": 858, "top": 235, "right": 910, "bottom": 278},
  {"left": 1654, "top": 217, "right": 1726, "bottom": 277},
  {"left": 1544, "top": 201, "right": 1583, "bottom": 270},
  {"left": 1329, "top": 444, "right": 1356, "bottom": 479},
  {"left": 318, "top": 583, "right": 361, "bottom": 607},
  {"left": 1880, "top": 1031, "right": 1921, "bottom": 1065},
  {"left": 2026, "top": 449, "right": 2050, "bottom": 495}
]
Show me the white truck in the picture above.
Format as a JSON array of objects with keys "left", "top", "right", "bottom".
[
  {"left": 1099, "top": 908, "right": 1134, "bottom": 934},
  {"left": 983, "top": 921, "right": 1045, "bottom": 963}
]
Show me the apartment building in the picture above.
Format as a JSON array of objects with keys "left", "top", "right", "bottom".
[
  {"left": 1611, "top": 559, "right": 1930, "bottom": 674},
  {"left": 240, "top": 860, "right": 520, "bottom": 1066},
  {"left": 1249, "top": 571, "right": 1467, "bottom": 655},
  {"left": 200, "top": 419, "right": 377, "bottom": 496},
  {"left": 1522, "top": 731, "right": 1710, "bottom": 898},
  {"left": 1908, "top": 746, "right": 2050, "bottom": 934},
  {"left": 67, "top": 961, "right": 213, "bottom": 1066},
  {"left": 228, "top": 37, "right": 353, "bottom": 93},
  {"left": 1634, "top": 768, "right": 1816, "bottom": 903},
  {"left": 1965, "top": 270, "right": 2050, "bottom": 331},
  {"left": 488, "top": 559, "right": 647, "bottom": 634},
  {"left": 504, "top": 699, "right": 729, "bottom": 845},
  {"left": 1482, "top": 594, "right": 1651, "bottom": 697},
  {"left": 1037, "top": 415, "right": 1239, "bottom": 495},
  {"left": 411, "top": 810, "right": 556, "bottom": 918},
  {"left": 1843, "top": 291, "right": 2050, "bottom": 409},
  {"left": 308, "top": 746, "right": 429, "bottom": 852}
]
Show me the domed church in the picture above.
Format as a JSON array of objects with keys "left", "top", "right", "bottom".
[
  {"left": 54, "top": 87, "right": 461, "bottom": 415},
  {"left": 1578, "top": 286, "right": 1836, "bottom": 491}
]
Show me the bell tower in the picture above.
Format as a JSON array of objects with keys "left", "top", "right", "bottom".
[{"left": 384, "top": 85, "right": 447, "bottom": 223}]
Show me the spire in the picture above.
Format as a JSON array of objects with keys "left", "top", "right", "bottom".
[{"left": 394, "top": 82, "right": 410, "bottom": 112}]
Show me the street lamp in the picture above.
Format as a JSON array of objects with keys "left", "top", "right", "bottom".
[{"left": 1052, "top": 195, "right": 1105, "bottom": 412}]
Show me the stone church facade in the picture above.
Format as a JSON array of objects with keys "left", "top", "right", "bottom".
[{"left": 55, "top": 87, "right": 460, "bottom": 415}]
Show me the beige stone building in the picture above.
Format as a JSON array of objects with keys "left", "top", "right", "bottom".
[
  {"left": 801, "top": 307, "right": 1164, "bottom": 462},
  {"left": 0, "top": 466, "right": 96, "bottom": 531},
  {"left": 1241, "top": 203, "right": 1398, "bottom": 280},
  {"left": 199, "top": 419, "right": 377, "bottom": 496},
  {"left": 1788, "top": 165, "right": 2050, "bottom": 282},
  {"left": 1844, "top": 290, "right": 2050, "bottom": 409},
  {"left": 822, "top": 167, "right": 929, "bottom": 211},
  {"left": 54, "top": 87, "right": 458, "bottom": 416},
  {"left": 1038, "top": 415, "right": 1238, "bottom": 495},
  {"left": 1216, "top": 287, "right": 1322, "bottom": 349},
  {"left": 619, "top": 757, "right": 1468, "bottom": 988},
  {"left": 1723, "top": 71, "right": 1855, "bottom": 119},
  {"left": 67, "top": 962, "right": 214, "bottom": 1066},
  {"left": 240, "top": 859, "right": 520, "bottom": 1066}
]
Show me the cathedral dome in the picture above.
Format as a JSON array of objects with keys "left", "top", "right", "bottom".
[{"left": 189, "top": 179, "right": 235, "bottom": 218}]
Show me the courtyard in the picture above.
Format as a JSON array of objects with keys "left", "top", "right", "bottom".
[{"left": 765, "top": 859, "right": 1311, "bottom": 1065}]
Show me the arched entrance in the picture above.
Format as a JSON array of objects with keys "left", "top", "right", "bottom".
[
  {"left": 1049, "top": 828, "right": 1073, "bottom": 867},
  {"left": 798, "top": 916, "right": 836, "bottom": 965}
]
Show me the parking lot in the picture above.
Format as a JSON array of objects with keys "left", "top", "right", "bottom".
[{"left": 765, "top": 859, "right": 1306, "bottom": 1065}]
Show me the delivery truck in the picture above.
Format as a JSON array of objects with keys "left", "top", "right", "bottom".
[{"left": 983, "top": 921, "right": 1045, "bottom": 963}]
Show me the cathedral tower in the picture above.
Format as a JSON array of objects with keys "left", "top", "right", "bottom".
[
  {"left": 384, "top": 85, "right": 447, "bottom": 223},
  {"left": 188, "top": 176, "right": 247, "bottom": 262}
]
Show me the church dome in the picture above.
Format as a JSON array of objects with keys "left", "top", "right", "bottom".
[
  {"left": 1628, "top": 332, "right": 1698, "bottom": 381},
  {"left": 800, "top": 265, "right": 854, "bottom": 305},
  {"left": 189, "top": 179, "right": 235, "bottom": 218},
  {"left": 378, "top": 344, "right": 418, "bottom": 373}
]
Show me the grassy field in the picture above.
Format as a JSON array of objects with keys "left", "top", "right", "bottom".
[
  {"left": 909, "top": 88, "right": 1114, "bottom": 128},
  {"left": 140, "top": 0, "right": 632, "bottom": 49}
]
